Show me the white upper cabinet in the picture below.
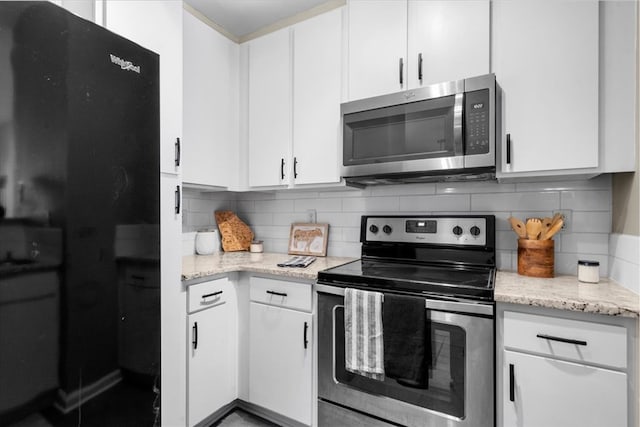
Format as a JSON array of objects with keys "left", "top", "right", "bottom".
[
  {"left": 407, "top": 1, "right": 489, "bottom": 88},
  {"left": 347, "top": 0, "right": 490, "bottom": 101},
  {"left": 493, "top": 0, "right": 599, "bottom": 176},
  {"left": 292, "top": 8, "right": 343, "bottom": 186},
  {"left": 347, "top": 1, "right": 407, "bottom": 100},
  {"left": 182, "top": 11, "right": 239, "bottom": 188},
  {"left": 103, "top": 1, "right": 183, "bottom": 175},
  {"left": 248, "top": 28, "right": 292, "bottom": 188}
]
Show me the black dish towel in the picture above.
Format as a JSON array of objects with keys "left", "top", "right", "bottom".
[{"left": 383, "top": 294, "right": 430, "bottom": 388}]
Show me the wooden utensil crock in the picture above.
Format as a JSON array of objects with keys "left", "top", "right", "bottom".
[{"left": 518, "top": 238, "right": 554, "bottom": 278}]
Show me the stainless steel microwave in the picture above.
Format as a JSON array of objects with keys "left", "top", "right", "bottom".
[{"left": 341, "top": 74, "right": 498, "bottom": 185}]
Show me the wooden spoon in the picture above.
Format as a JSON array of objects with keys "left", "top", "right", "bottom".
[
  {"left": 508, "top": 217, "right": 527, "bottom": 239},
  {"left": 525, "top": 218, "right": 543, "bottom": 240},
  {"left": 542, "top": 217, "right": 564, "bottom": 240}
]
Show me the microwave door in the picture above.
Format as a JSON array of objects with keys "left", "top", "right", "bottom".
[{"left": 342, "top": 94, "right": 464, "bottom": 177}]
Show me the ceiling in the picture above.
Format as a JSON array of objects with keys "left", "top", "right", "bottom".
[{"left": 184, "top": 0, "right": 332, "bottom": 41}]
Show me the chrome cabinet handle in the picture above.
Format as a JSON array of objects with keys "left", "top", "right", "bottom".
[
  {"left": 294, "top": 157, "right": 298, "bottom": 179},
  {"left": 280, "top": 158, "right": 285, "bottom": 180},
  {"left": 399, "top": 57, "right": 404, "bottom": 85},
  {"left": 536, "top": 334, "right": 587, "bottom": 346},
  {"left": 418, "top": 53, "right": 423, "bottom": 82},
  {"left": 506, "top": 134, "right": 512, "bottom": 165}
]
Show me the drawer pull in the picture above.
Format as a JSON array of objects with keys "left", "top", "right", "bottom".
[
  {"left": 266, "top": 290, "right": 288, "bottom": 298},
  {"left": 202, "top": 291, "right": 223, "bottom": 300},
  {"left": 509, "top": 364, "right": 515, "bottom": 402},
  {"left": 536, "top": 334, "right": 587, "bottom": 346}
]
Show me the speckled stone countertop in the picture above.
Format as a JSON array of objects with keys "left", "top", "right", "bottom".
[
  {"left": 182, "top": 252, "right": 357, "bottom": 282},
  {"left": 495, "top": 271, "right": 640, "bottom": 317}
]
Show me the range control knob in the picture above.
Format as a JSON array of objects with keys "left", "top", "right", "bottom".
[
  {"left": 369, "top": 224, "right": 379, "bottom": 234},
  {"left": 382, "top": 225, "right": 393, "bottom": 234},
  {"left": 470, "top": 226, "right": 481, "bottom": 237},
  {"left": 453, "top": 226, "right": 463, "bottom": 236}
]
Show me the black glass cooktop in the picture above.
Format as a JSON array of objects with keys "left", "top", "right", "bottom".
[{"left": 317, "top": 259, "right": 495, "bottom": 301}]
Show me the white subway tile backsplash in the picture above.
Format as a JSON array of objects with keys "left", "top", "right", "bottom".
[
  {"left": 437, "top": 181, "right": 515, "bottom": 194},
  {"left": 560, "top": 233, "right": 609, "bottom": 255},
  {"left": 254, "top": 199, "right": 295, "bottom": 213},
  {"left": 370, "top": 183, "right": 435, "bottom": 196},
  {"left": 471, "top": 192, "right": 559, "bottom": 212},
  {"left": 399, "top": 194, "right": 470, "bottom": 212},
  {"left": 294, "top": 197, "right": 342, "bottom": 212},
  {"left": 571, "top": 211, "right": 611, "bottom": 233},
  {"left": 609, "top": 233, "right": 640, "bottom": 265},
  {"left": 182, "top": 177, "right": 616, "bottom": 278},
  {"left": 343, "top": 196, "right": 400, "bottom": 212},
  {"left": 561, "top": 190, "right": 611, "bottom": 211}
]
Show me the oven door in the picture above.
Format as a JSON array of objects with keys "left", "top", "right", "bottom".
[
  {"left": 341, "top": 80, "right": 465, "bottom": 178},
  {"left": 316, "top": 284, "right": 494, "bottom": 427}
]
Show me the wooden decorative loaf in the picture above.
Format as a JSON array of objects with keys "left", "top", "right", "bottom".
[{"left": 215, "top": 211, "right": 254, "bottom": 252}]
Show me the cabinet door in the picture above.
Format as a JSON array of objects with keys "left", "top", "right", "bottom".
[
  {"left": 104, "top": 1, "right": 183, "bottom": 175},
  {"left": 188, "top": 303, "right": 235, "bottom": 427},
  {"left": 347, "top": 0, "right": 407, "bottom": 100},
  {"left": 248, "top": 28, "right": 291, "bottom": 187},
  {"left": 160, "top": 175, "right": 186, "bottom": 426},
  {"left": 292, "top": 8, "right": 342, "bottom": 185},
  {"left": 407, "top": 1, "right": 489, "bottom": 88},
  {"left": 492, "top": 1, "right": 599, "bottom": 175},
  {"left": 182, "top": 11, "right": 239, "bottom": 188},
  {"left": 503, "top": 350, "right": 627, "bottom": 427},
  {"left": 249, "top": 303, "right": 312, "bottom": 425}
]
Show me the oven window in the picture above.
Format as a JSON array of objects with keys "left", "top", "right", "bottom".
[
  {"left": 334, "top": 307, "right": 466, "bottom": 418},
  {"left": 343, "top": 95, "right": 457, "bottom": 165}
]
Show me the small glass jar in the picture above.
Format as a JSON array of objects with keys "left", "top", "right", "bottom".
[
  {"left": 250, "top": 240, "right": 264, "bottom": 253},
  {"left": 577, "top": 260, "right": 600, "bottom": 283}
]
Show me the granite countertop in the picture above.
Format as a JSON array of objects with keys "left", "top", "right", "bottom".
[
  {"left": 495, "top": 271, "right": 640, "bottom": 317},
  {"left": 182, "top": 252, "right": 639, "bottom": 317},
  {"left": 182, "top": 252, "right": 357, "bottom": 282}
]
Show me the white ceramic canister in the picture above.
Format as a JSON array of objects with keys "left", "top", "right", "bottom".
[
  {"left": 195, "top": 230, "right": 221, "bottom": 255},
  {"left": 577, "top": 260, "right": 600, "bottom": 283}
]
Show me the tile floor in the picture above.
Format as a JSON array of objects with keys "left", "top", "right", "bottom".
[{"left": 212, "top": 409, "right": 278, "bottom": 427}]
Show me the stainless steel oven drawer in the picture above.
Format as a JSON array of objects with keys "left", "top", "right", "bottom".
[{"left": 318, "top": 400, "right": 395, "bottom": 427}]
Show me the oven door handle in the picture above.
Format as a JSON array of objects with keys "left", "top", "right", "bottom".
[{"left": 315, "top": 283, "right": 493, "bottom": 316}]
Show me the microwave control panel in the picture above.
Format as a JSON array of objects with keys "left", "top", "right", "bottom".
[{"left": 464, "top": 89, "right": 490, "bottom": 155}]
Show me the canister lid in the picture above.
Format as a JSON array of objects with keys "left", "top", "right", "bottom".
[{"left": 578, "top": 260, "right": 600, "bottom": 266}]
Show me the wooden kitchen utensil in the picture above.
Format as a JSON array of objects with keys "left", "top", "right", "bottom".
[
  {"left": 525, "top": 218, "right": 543, "bottom": 240},
  {"left": 508, "top": 217, "right": 527, "bottom": 239},
  {"left": 541, "top": 217, "right": 564, "bottom": 240},
  {"left": 518, "top": 238, "right": 554, "bottom": 277}
]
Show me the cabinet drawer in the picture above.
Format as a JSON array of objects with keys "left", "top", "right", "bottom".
[
  {"left": 250, "top": 276, "right": 311, "bottom": 312},
  {"left": 504, "top": 311, "right": 627, "bottom": 369},
  {"left": 188, "top": 277, "right": 230, "bottom": 313}
]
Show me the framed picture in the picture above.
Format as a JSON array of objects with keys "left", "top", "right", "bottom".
[{"left": 288, "top": 223, "right": 329, "bottom": 256}]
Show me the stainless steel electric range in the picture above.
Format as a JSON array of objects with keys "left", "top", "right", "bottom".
[{"left": 316, "top": 215, "right": 496, "bottom": 427}]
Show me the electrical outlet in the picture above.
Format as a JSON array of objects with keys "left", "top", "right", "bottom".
[
  {"left": 306, "top": 209, "right": 317, "bottom": 223},
  {"left": 554, "top": 209, "right": 572, "bottom": 233}
]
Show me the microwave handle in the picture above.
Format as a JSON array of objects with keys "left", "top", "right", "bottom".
[{"left": 453, "top": 93, "right": 464, "bottom": 156}]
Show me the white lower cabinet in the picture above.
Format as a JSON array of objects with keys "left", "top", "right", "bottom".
[
  {"left": 248, "top": 277, "right": 313, "bottom": 425},
  {"left": 503, "top": 350, "right": 627, "bottom": 427},
  {"left": 498, "top": 304, "right": 636, "bottom": 427},
  {"left": 187, "top": 278, "right": 237, "bottom": 427}
]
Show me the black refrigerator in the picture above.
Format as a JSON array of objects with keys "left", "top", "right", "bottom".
[{"left": 0, "top": 2, "right": 160, "bottom": 426}]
